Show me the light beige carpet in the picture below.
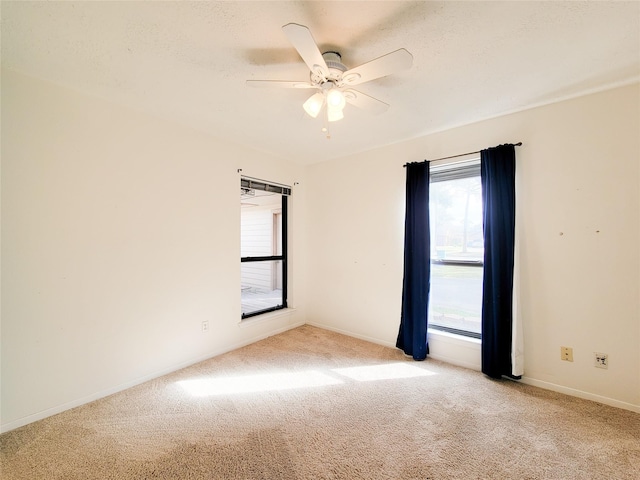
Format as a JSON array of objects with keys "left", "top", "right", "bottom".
[{"left": 1, "top": 325, "right": 639, "bottom": 479}]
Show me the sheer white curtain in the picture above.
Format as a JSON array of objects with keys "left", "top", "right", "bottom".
[{"left": 512, "top": 226, "right": 524, "bottom": 377}]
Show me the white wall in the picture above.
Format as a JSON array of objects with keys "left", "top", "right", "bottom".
[
  {"left": 0, "top": 69, "right": 306, "bottom": 432},
  {"left": 306, "top": 84, "right": 640, "bottom": 412},
  {"left": 2, "top": 68, "right": 638, "bottom": 432}
]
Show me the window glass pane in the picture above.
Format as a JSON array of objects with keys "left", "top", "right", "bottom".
[
  {"left": 241, "top": 190, "right": 282, "bottom": 258},
  {"left": 430, "top": 176, "right": 483, "bottom": 261},
  {"left": 429, "top": 167, "right": 483, "bottom": 336},
  {"left": 241, "top": 260, "right": 284, "bottom": 316},
  {"left": 429, "top": 264, "right": 482, "bottom": 335}
]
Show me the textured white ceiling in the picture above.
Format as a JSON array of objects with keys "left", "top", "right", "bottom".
[{"left": 2, "top": 1, "right": 639, "bottom": 164}]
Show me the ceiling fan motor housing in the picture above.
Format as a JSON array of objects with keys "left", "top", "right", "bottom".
[{"left": 311, "top": 51, "right": 348, "bottom": 86}]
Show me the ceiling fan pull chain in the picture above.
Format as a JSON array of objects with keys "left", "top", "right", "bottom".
[{"left": 322, "top": 107, "right": 330, "bottom": 139}]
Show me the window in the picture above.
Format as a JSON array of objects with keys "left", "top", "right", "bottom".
[
  {"left": 240, "top": 177, "right": 289, "bottom": 319},
  {"left": 429, "top": 160, "right": 483, "bottom": 339}
]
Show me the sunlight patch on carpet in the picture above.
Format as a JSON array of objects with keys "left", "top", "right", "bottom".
[
  {"left": 178, "top": 370, "right": 343, "bottom": 396},
  {"left": 332, "top": 362, "right": 437, "bottom": 382}
]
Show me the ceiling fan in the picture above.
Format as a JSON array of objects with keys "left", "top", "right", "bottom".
[{"left": 247, "top": 23, "right": 413, "bottom": 138}]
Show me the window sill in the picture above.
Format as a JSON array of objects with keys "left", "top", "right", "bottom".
[
  {"left": 239, "top": 307, "right": 297, "bottom": 328},
  {"left": 428, "top": 328, "right": 481, "bottom": 344}
]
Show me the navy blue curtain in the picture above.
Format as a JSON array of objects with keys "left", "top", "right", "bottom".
[
  {"left": 397, "top": 162, "right": 430, "bottom": 360},
  {"left": 481, "top": 144, "right": 516, "bottom": 378}
]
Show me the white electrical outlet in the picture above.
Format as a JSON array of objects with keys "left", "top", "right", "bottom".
[
  {"left": 202, "top": 320, "right": 209, "bottom": 332},
  {"left": 594, "top": 352, "right": 608, "bottom": 369}
]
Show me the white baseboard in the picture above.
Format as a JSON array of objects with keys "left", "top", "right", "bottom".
[
  {"left": 519, "top": 376, "right": 640, "bottom": 414},
  {"left": 306, "top": 322, "right": 396, "bottom": 348},
  {"left": 307, "top": 322, "right": 483, "bottom": 371},
  {"left": 0, "top": 321, "right": 304, "bottom": 434}
]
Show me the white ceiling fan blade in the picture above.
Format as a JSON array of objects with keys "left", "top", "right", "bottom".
[
  {"left": 246, "top": 80, "right": 316, "bottom": 89},
  {"left": 341, "top": 49, "right": 413, "bottom": 86},
  {"left": 343, "top": 89, "right": 389, "bottom": 115},
  {"left": 282, "top": 23, "right": 329, "bottom": 80}
]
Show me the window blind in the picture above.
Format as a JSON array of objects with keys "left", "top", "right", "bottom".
[
  {"left": 430, "top": 159, "right": 480, "bottom": 182},
  {"left": 241, "top": 177, "right": 292, "bottom": 196}
]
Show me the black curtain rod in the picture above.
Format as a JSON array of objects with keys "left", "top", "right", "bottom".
[{"left": 403, "top": 142, "right": 522, "bottom": 167}]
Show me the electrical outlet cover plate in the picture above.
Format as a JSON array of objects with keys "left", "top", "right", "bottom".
[{"left": 594, "top": 352, "right": 608, "bottom": 369}]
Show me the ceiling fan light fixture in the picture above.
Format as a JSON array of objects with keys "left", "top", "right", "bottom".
[
  {"left": 327, "top": 104, "right": 344, "bottom": 122},
  {"left": 303, "top": 92, "right": 325, "bottom": 118},
  {"left": 326, "top": 88, "right": 346, "bottom": 110}
]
